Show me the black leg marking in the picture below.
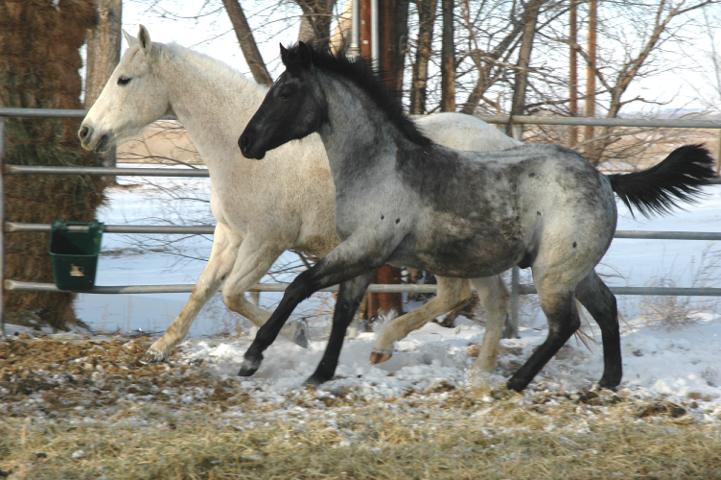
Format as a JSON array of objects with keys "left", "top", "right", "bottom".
[
  {"left": 507, "top": 291, "right": 579, "bottom": 391},
  {"left": 575, "top": 271, "right": 622, "bottom": 389},
  {"left": 239, "top": 269, "right": 316, "bottom": 376},
  {"left": 238, "top": 239, "right": 387, "bottom": 378},
  {"left": 306, "top": 272, "right": 374, "bottom": 385}
]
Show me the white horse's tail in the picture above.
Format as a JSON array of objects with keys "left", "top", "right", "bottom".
[{"left": 606, "top": 144, "right": 717, "bottom": 217}]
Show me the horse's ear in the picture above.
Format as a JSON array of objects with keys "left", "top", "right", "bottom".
[
  {"left": 297, "top": 41, "right": 312, "bottom": 67},
  {"left": 122, "top": 29, "right": 136, "bottom": 46},
  {"left": 280, "top": 43, "right": 290, "bottom": 66},
  {"left": 138, "top": 24, "right": 151, "bottom": 52}
]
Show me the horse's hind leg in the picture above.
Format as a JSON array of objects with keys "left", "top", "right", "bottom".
[
  {"left": 471, "top": 275, "right": 510, "bottom": 374},
  {"left": 370, "top": 277, "right": 472, "bottom": 363},
  {"left": 507, "top": 283, "right": 580, "bottom": 392},
  {"left": 575, "top": 271, "right": 622, "bottom": 389},
  {"left": 141, "top": 223, "right": 241, "bottom": 363}
]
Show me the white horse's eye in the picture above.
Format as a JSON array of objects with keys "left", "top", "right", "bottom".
[{"left": 117, "top": 76, "right": 132, "bottom": 86}]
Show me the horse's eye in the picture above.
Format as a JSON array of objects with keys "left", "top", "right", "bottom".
[
  {"left": 279, "top": 87, "right": 294, "bottom": 99},
  {"left": 117, "top": 76, "right": 132, "bottom": 86}
]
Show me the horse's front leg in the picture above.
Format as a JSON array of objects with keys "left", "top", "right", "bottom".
[
  {"left": 141, "top": 223, "right": 241, "bottom": 363},
  {"left": 307, "top": 272, "right": 374, "bottom": 385},
  {"left": 238, "top": 232, "right": 392, "bottom": 378},
  {"left": 221, "top": 237, "right": 306, "bottom": 347}
]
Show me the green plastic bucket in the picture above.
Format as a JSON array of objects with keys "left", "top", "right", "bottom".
[{"left": 49, "top": 220, "right": 104, "bottom": 291}]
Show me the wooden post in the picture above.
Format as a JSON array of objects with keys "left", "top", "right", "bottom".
[
  {"left": 440, "top": 0, "right": 455, "bottom": 111},
  {"left": 569, "top": 0, "right": 578, "bottom": 147},
  {"left": 584, "top": 0, "right": 597, "bottom": 157},
  {"left": 86, "top": 0, "right": 122, "bottom": 181},
  {"left": 363, "top": 0, "right": 405, "bottom": 319}
]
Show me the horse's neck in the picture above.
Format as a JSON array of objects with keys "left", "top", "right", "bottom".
[
  {"left": 159, "top": 46, "right": 266, "bottom": 171},
  {"left": 317, "top": 75, "right": 401, "bottom": 188}
]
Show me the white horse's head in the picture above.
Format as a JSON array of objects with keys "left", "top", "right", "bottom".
[{"left": 79, "top": 25, "right": 171, "bottom": 152}]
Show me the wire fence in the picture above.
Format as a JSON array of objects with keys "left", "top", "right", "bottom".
[{"left": 1, "top": 108, "right": 721, "bottom": 333}]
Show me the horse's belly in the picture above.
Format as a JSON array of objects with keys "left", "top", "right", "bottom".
[{"left": 390, "top": 233, "right": 523, "bottom": 278}]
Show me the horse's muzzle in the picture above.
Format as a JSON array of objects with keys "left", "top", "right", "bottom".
[{"left": 238, "top": 132, "right": 265, "bottom": 160}]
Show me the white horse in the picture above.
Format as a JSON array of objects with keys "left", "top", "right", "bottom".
[{"left": 78, "top": 26, "right": 520, "bottom": 368}]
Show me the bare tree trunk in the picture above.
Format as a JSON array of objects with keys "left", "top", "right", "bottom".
[
  {"left": 584, "top": 0, "right": 597, "bottom": 157},
  {"left": 367, "top": 0, "right": 408, "bottom": 318},
  {"left": 296, "top": 0, "right": 337, "bottom": 48},
  {"left": 380, "top": 0, "right": 410, "bottom": 97},
  {"left": 409, "top": 0, "right": 437, "bottom": 114},
  {"left": 330, "top": 0, "right": 353, "bottom": 53},
  {"left": 85, "top": 0, "right": 122, "bottom": 106},
  {"left": 86, "top": 0, "right": 122, "bottom": 175},
  {"left": 223, "top": 0, "right": 273, "bottom": 86},
  {"left": 507, "top": 0, "right": 544, "bottom": 136},
  {"left": 440, "top": 0, "right": 455, "bottom": 111},
  {"left": 568, "top": 0, "right": 578, "bottom": 147}
]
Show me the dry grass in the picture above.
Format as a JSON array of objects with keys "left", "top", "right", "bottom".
[
  {"left": 2, "top": 394, "right": 721, "bottom": 480},
  {"left": 3, "top": 335, "right": 721, "bottom": 479}
]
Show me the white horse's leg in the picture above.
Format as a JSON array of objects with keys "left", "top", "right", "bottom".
[
  {"left": 222, "top": 238, "right": 308, "bottom": 347},
  {"left": 142, "top": 223, "right": 242, "bottom": 363},
  {"left": 369, "top": 277, "right": 472, "bottom": 363},
  {"left": 471, "top": 275, "right": 510, "bottom": 374}
]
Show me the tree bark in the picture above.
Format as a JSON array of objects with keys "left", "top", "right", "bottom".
[
  {"left": 409, "top": 0, "right": 437, "bottom": 114},
  {"left": 367, "top": 0, "right": 409, "bottom": 318},
  {"left": 222, "top": 0, "right": 273, "bottom": 86},
  {"left": 85, "top": 0, "right": 122, "bottom": 105},
  {"left": 295, "top": 0, "right": 337, "bottom": 49},
  {"left": 507, "top": 0, "right": 544, "bottom": 135},
  {"left": 330, "top": 0, "right": 353, "bottom": 53},
  {"left": 86, "top": 0, "right": 122, "bottom": 172},
  {"left": 583, "top": 0, "right": 597, "bottom": 157},
  {"left": 440, "top": 0, "right": 455, "bottom": 111},
  {"left": 0, "top": 0, "right": 106, "bottom": 330},
  {"left": 568, "top": 0, "right": 578, "bottom": 147}
]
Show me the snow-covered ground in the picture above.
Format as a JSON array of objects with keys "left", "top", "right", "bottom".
[
  {"left": 173, "top": 310, "right": 721, "bottom": 417},
  {"left": 66, "top": 166, "right": 721, "bottom": 410}
]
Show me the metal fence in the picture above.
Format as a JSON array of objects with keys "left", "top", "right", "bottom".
[{"left": 2, "top": 107, "right": 721, "bottom": 333}]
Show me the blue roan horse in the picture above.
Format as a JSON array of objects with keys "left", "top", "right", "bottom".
[{"left": 238, "top": 42, "right": 716, "bottom": 391}]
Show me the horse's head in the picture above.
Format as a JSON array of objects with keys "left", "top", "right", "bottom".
[
  {"left": 79, "top": 25, "right": 171, "bottom": 153},
  {"left": 239, "top": 42, "right": 327, "bottom": 160}
]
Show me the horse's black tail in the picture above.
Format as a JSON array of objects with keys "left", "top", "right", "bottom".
[{"left": 606, "top": 144, "right": 717, "bottom": 217}]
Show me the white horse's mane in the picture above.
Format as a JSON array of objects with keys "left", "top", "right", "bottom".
[{"left": 162, "top": 42, "right": 267, "bottom": 98}]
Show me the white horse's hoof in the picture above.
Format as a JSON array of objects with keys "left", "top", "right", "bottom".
[
  {"left": 139, "top": 346, "right": 168, "bottom": 364},
  {"left": 466, "top": 367, "right": 497, "bottom": 392},
  {"left": 369, "top": 349, "right": 393, "bottom": 364}
]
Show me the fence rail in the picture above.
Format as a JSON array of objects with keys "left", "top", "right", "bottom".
[{"left": 2, "top": 108, "right": 721, "bottom": 336}]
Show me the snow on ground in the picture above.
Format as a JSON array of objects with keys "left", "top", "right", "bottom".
[
  {"left": 173, "top": 311, "right": 721, "bottom": 414},
  {"left": 57, "top": 166, "right": 721, "bottom": 412}
]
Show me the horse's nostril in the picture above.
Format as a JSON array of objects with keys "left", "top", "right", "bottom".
[
  {"left": 239, "top": 134, "right": 250, "bottom": 154},
  {"left": 78, "top": 125, "right": 92, "bottom": 141}
]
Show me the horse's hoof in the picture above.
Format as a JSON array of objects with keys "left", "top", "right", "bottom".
[
  {"left": 369, "top": 351, "right": 393, "bottom": 364},
  {"left": 292, "top": 319, "right": 309, "bottom": 349},
  {"left": 238, "top": 358, "right": 261, "bottom": 377},
  {"left": 139, "top": 348, "right": 167, "bottom": 365},
  {"left": 598, "top": 376, "right": 621, "bottom": 391},
  {"left": 305, "top": 373, "right": 331, "bottom": 386},
  {"left": 506, "top": 376, "right": 528, "bottom": 392}
]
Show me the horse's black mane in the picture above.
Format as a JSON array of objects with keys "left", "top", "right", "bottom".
[{"left": 284, "top": 43, "right": 432, "bottom": 147}]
